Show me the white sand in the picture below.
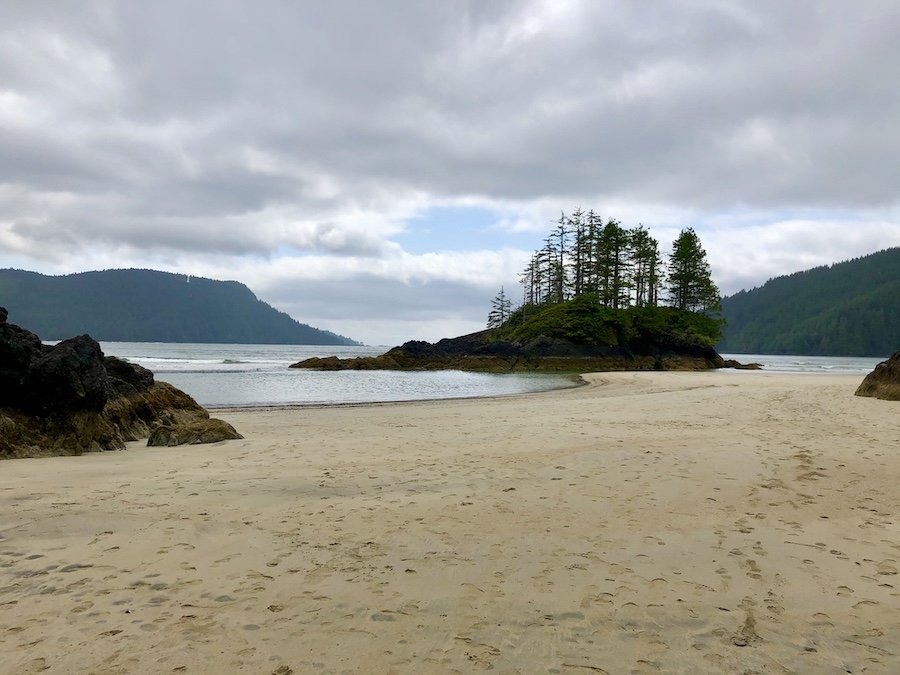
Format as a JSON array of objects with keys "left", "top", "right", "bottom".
[{"left": 1, "top": 371, "right": 898, "bottom": 674}]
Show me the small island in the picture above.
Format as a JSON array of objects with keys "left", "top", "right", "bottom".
[
  {"left": 291, "top": 299, "right": 732, "bottom": 372},
  {"left": 293, "top": 216, "right": 758, "bottom": 373}
]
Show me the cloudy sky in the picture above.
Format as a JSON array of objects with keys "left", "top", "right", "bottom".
[{"left": 2, "top": 1, "right": 900, "bottom": 345}]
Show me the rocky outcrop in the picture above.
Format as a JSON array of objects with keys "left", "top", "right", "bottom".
[
  {"left": 0, "top": 308, "right": 45, "bottom": 407},
  {"left": 22, "top": 335, "right": 113, "bottom": 415},
  {"left": 105, "top": 355, "right": 155, "bottom": 396},
  {"left": 722, "top": 359, "right": 763, "bottom": 370},
  {"left": 147, "top": 419, "right": 243, "bottom": 447},
  {"left": 0, "top": 307, "right": 241, "bottom": 458},
  {"left": 292, "top": 329, "right": 735, "bottom": 373},
  {"left": 855, "top": 351, "right": 900, "bottom": 401}
]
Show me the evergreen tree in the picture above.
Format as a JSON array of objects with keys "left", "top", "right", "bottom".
[
  {"left": 539, "top": 240, "right": 555, "bottom": 303},
  {"left": 596, "top": 219, "right": 631, "bottom": 309},
  {"left": 515, "top": 210, "right": 723, "bottom": 334},
  {"left": 569, "top": 208, "right": 590, "bottom": 296},
  {"left": 667, "top": 228, "right": 720, "bottom": 312},
  {"left": 519, "top": 255, "right": 538, "bottom": 306},
  {"left": 629, "top": 225, "right": 662, "bottom": 307},
  {"left": 487, "top": 286, "right": 513, "bottom": 328},
  {"left": 549, "top": 213, "right": 570, "bottom": 303},
  {"left": 581, "top": 210, "right": 602, "bottom": 294}
]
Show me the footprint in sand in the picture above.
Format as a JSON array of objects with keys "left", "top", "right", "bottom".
[
  {"left": 742, "top": 559, "right": 762, "bottom": 580},
  {"left": 764, "top": 591, "right": 783, "bottom": 616},
  {"left": 23, "top": 658, "right": 49, "bottom": 673},
  {"left": 876, "top": 560, "right": 898, "bottom": 576},
  {"left": 731, "top": 610, "right": 761, "bottom": 647}
]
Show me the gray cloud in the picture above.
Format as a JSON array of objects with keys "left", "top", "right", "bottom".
[
  {"left": 2, "top": 1, "right": 900, "bottom": 343},
  {"left": 256, "top": 273, "right": 499, "bottom": 347}
]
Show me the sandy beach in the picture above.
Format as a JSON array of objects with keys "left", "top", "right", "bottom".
[{"left": 1, "top": 371, "right": 898, "bottom": 674}]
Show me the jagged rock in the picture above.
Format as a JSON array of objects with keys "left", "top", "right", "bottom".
[
  {"left": 0, "top": 382, "right": 213, "bottom": 458},
  {"left": 23, "top": 335, "right": 113, "bottom": 415},
  {"left": 0, "top": 315, "right": 46, "bottom": 407},
  {"left": 147, "top": 418, "right": 243, "bottom": 447},
  {"left": 0, "top": 309, "right": 239, "bottom": 458},
  {"left": 855, "top": 351, "right": 900, "bottom": 401},
  {"left": 722, "top": 359, "right": 763, "bottom": 370},
  {"left": 103, "top": 381, "right": 209, "bottom": 442},
  {"left": 105, "top": 356, "right": 155, "bottom": 397},
  {"left": 0, "top": 306, "right": 7, "bottom": 323}
]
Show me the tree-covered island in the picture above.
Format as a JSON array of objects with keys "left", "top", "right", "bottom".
[{"left": 293, "top": 211, "right": 750, "bottom": 373}]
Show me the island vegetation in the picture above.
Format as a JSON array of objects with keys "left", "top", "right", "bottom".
[
  {"left": 0, "top": 268, "right": 359, "bottom": 345},
  {"left": 293, "top": 212, "right": 738, "bottom": 372},
  {"left": 718, "top": 247, "right": 899, "bottom": 357},
  {"left": 489, "top": 210, "right": 723, "bottom": 346}
]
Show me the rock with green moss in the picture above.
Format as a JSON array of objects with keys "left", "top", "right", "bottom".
[
  {"left": 0, "top": 307, "right": 239, "bottom": 459},
  {"left": 855, "top": 351, "right": 900, "bottom": 401},
  {"left": 147, "top": 418, "right": 243, "bottom": 447}
]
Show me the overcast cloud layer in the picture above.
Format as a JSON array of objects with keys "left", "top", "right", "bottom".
[{"left": 2, "top": 1, "right": 900, "bottom": 344}]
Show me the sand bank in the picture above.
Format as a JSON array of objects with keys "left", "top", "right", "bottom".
[{"left": 1, "top": 372, "right": 898, "bottom": 674}]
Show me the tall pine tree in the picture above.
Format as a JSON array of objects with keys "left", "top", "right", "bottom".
[
  {"left": 596, "top": 219, "right": 630, "bottom": 309},
  {"left": 667, "top": 228, "right": 720, "bottom": 312},
  {"left": 629, "top": 225, "right": 662, "bottom": 307}
]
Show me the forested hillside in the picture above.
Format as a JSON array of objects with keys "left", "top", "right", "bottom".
[
  {"left": 0, "top": 268, "right": 359, "bottom": 345},
  {"left": 718, "top": 248, "right": 899, "bottom": 357}
]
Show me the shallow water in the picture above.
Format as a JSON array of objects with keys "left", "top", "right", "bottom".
[
  {"left": 99, "top": 342, "right": 579, "bottom": 407},
  {"left": 96, "top": 342, "right": 881, "bottom": 407}
]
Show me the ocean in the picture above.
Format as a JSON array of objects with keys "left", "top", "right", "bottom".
[
  {"left": 98, "top": 342, "right": 580, "bottom": 408},
  {"left": 719, "top": 353, "right": 884, "bottom": 374},
  {"left": 97, "top": 342, "right": 885, "bottom": 408}
]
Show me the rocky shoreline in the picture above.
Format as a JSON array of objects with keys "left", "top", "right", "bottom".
[
  {"left": 0, "top": 307, "right": 241, "bottom": 459},
  {"left": 855, "top": 351, "right": 900, "bottom": 401},
  {"left": 292, "top": 329, "right": 761, "bottom": 373}
]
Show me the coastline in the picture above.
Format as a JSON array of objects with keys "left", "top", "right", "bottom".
[{"left": 1, "top": 371, "right": 898, "bottom": 673}]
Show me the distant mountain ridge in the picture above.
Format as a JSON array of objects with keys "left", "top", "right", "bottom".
[
  {"left": 718, "top": 247, "right": 899, "bottom": 357},
  {"left": 0, "top": 268, "right": 359, "bottom": 345}
]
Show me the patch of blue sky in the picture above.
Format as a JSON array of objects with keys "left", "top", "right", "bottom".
[
  {"left": 270, "top": 244, "right": 306, "bottom": 258},
  {"left": 396, "top": 204, "right": 541, "bottom": 254}
]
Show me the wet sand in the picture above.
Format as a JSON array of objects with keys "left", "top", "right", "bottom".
[{"left": 1, "top": 371, "right": 898, "bottom": 674}]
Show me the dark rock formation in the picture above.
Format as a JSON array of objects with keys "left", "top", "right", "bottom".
[
  {"left": 0, "top": 308, "right": 241, "bottom": 458},
  {"left": 855, "top": 351, "right": 900, "bottom": 401},
  {"left": 292, "top": 329, "right": 737, "bottom": 373},
  {"left": 0, "top": 308, "right": 46, "bottom": 408},
  {"left": 105, "top": 355, "right": 155, "bottom": 397},
  {"left": 722, "top": 359, "right": 763, "bottom": 370},
  {"left": 23, "top": 335, "right": 113, "bottom": 415},
  {"left": 147, "top": 419, "right": 243, "bottom": 447}
]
